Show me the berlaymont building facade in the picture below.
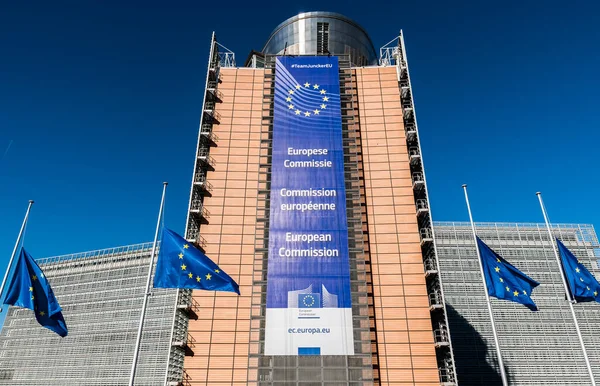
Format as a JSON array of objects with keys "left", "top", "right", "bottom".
[{"left": 1, "top": 11, "right": 600, "bottom": 386}]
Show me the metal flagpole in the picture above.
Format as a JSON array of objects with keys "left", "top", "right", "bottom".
[
  {"left": 0, "top": 200, "right": 34, "bottom": 312},
  {"left": 462, "top": 185, "right": 509, "bottom": 386},
  {"left": 536, "top": 192, "right": 596, "bottom": 386},
  {"left": 129, "top": 182, "right": 168, "bottom": 386}
]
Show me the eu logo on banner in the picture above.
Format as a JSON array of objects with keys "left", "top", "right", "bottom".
[
  {"left": 298, "top": 293, "right": 321, "bottom": 309},
  {"left": 264, "top": 56, "right": 354, "bottom": 356}
]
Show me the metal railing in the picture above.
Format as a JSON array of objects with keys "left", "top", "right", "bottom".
[
  {"left": 190, "top": 199, "right": 210, "bottom": 219},
  {"left": 429, "top": 291, "right": 443, "bottom": 308},
  {"left": 434, "top": 326, "right": 450, "bottom": 345},
  {"left": 196, "top": 148, "right": 216, "bottom": 167},
  {"left": 420, "top": 228, "right": 434, "bottom": 241},
  {"left": 200, "top": 124, "right": 219, "bottom": 143},
  {"left": 409, "top": 147, "right": 420, "bottom": 157},
  {"left": 412, "top": 172, "right": 424, "bottom": 185}
]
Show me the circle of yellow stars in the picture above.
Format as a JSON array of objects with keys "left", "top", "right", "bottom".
[
  {"left": 286, "top": 82, "right": 328, "bottom": 117},
  {"left": 302, "top": 294, "right": 316, "bottom": 307},
  {"left": 179, "top": 243, "right": 221, "bottom": 283}
]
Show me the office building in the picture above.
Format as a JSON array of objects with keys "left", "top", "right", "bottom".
[
  {"left": 435, "top": 222, "right": 600, "bottom": 385},
  {"left": 175, "top": 11, "right": 456, "bottom": 385},
  {"left": 0, "top": 243, "right": 181, "bottom": 385}
]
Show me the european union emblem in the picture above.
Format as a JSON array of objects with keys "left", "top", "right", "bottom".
[
  {"left": 477, "top": 237, "right": 540, "bottom": 311},
  {"left": 277, "top": 66, "right": 338, "bottom": 122},
  {"left": 153, "top": 228, "right": 240, "bottom": 294},
  {"left": 3, "top": 248, "right": 68, "bottom": 337},
  {"left": 556, "top": 238, "right": 600, "bottom": 302},
  {"left": 298, "top": 293, "right": 321, "bottom": 309}
]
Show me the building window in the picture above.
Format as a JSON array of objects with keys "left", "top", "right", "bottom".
[{"left": 317, "top": 22, "right": 329, "bottom": 54}]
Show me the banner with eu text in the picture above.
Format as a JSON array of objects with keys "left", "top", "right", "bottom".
[{"left": 264, "top": 56, "right": 354, "bottom": 356}]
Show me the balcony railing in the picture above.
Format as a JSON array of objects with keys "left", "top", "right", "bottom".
[
  {"left": 200, "top": 123, "right": 219, "bottom": 143},
  {"left": 412, "top": 172, "right": 424, "bottom": 189},
  {"left": 416, "top": 199, "right": 429, "bottom": 215},
  {"left": 424, "top": 256, "right": 438, "bottom": 277},
  {"left": 420, "top": 228, "right": 434, "bottom": 243},
  {"left": 190, "top": 199, "right": 210, "bottom": 219},
  {"left": 197, "top": 148, "right": 216, "bottom": 167},
  {"left": 434, "top": 326, "right": 450, "bottom": 347},
  {"left": 193, "top": 173, "right": 213, "bottom": 192},
  {"left": 428, "top": 291, "right": 443, "bottom": 310}
]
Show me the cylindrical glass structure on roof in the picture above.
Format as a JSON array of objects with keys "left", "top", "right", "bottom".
[{"left": 262, "top": 12, "right": 378, "bottom": 66}]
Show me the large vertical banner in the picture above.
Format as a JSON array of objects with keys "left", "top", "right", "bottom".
[{"left": 264, "top": 56, "right": 354, "bottom": 356}]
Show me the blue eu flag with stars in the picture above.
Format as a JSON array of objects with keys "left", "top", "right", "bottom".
[
  {"left": 153, "top": 228, "right": 240, "bottom": 294},
  {"left": 3, "top": 248, "right": 68, "bottom": 337},
  {"left": 556, "top": 238, "right": 600, "bottom": 302},
  {"left": 477, "top": 237, "right": 540, "bottom": 311}
]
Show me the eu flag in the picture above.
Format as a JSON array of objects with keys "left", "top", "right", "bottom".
[
  {"left": 556, "top": 238, "right": 600, "bottom": 302},
  {"left": 3, "top": 248, "right": 68, "bottom": 337},
  {"left": 477, "top": 237, "right": 540, "bottom": 311},
  {"left": 298, "top": 293, "right": 321, "bottom": 309},
  {"left": 153, "top": 228, "right": 240, "bottom": 294}
]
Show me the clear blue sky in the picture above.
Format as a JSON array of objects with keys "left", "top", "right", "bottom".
[{"left": 1, "top": 1, "right": 599, "bottom": 285}]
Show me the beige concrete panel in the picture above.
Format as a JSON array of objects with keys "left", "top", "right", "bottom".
[
  {"left": 367, "top": 179, "right": 394, "bottom": 188},
  {"left": 381, "top": 87, "right": 402, "bottom": 96},
  {"left": 404, "top": 296, "right": 430, "bottom": 311},
  {"left": 360, "top": 67, "right": 382, "bottom": 75},
  {"left": 230, "top": 96, "right": 252, "bottom": 104},
  {"left": 360, "top": 94, "right": 383, "bottom": 103},
  {"left": 386, "top": 369, "right": 414, "bottom": 383},
  {"left": 362, "top": 81, "right": 387, "bottom": 89},
  {"left": 383, "top": 330, "right": 410, "bottom": 344},
  {"left": 376, "top": 285, "right": 405, "bottom": 297},
  {"left": 397, "top": 233, "right": 421, "bottom": 244},
  {"left": 384, "top": 115, "right": 405, "bottom": 123},
  {"left": 374, "top": 234, "right": 401, "bottom": 244},
  {"left": 400, "top": 254, "right": 424, "bottom": 265},
  {"left": 364, "top": 116, "right": 385, "bottom": 124},
  {"left": 404, "top": 303, "right": 431, "bottom": 319},
  {"left": 360, "top": 74, "right": 381, "bottom": 82},
  {"left": 378, "top": 274, "right": 404, "bottom": 285},
  {"left": 362, "top": 101, "right": 385, "bottom": 110},
  {"left": 381, "top": 343, "right": 410, "bottom": 357},
  {"left": 186, "top": 368, "right": 208, "bottom": 381},
  {"left": 408, "top": 330, "right": 435, "bottom": 345},
  {"left": 373, "top": 250, "right": 401, "bottom": 260},
  {"left": 369, "top": 186, "right": 393, "bottom": 197},
  {"left": 413, "top": 369, "right": 441, "bottom": 382},
  {"left": 364, "top": 130, "right": 388, "bottom": 139},
  {"left": 382, "top": 93, "right": 401, "bottom": 103},
  {"left": 401, "top": 263, "right": 426, "bottom": 276},
  {"left": 381, "top": 296, "right": 406, "bottom": 308},
  {"left": 363, "top": 109, "right": 385, "bottom": 118},
  {"left": 363, "top": 123, "right": 387, "bottom": 132},
  {"left": 372, "top": 263, "right": 401, "bottom": 276},
  {"left": 401, "top": 271, "right": 426, "bottom": 285},
  {"left": 185, "top": 355, "right": 209, "bottom": 369},
  {"left": 234, "top": 88, "right": 254, "bottom": 97},
  {"left": 367, "top": 146, "right": 395, "bottom": 155}
]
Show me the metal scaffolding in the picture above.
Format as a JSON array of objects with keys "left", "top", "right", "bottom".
[
  {"left": 386, "top": 31, "right": 458, "bottom": 385},
  {"left": 435, "top": 222, "right": 600, "bottom": 385},
  {"left": 0, "top": 243, "right": 177, "bottom": 386}
]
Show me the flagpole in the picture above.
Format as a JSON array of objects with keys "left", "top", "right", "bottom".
[
  {"left": 462, "top": 185, "right": 509, "bottom": 386},
  {"left": 536, "top": 192, "right": 596, "bottom": 385},
  {"left": 129, "top": 182, "right": 168, "bottom": 386},
  {"left": 0, "top": 200, "right": 34, "bottom": 311}
]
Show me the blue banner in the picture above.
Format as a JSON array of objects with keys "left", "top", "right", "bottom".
[{"left": 264, "top": 56, "right": 354, "bottom": 356}]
